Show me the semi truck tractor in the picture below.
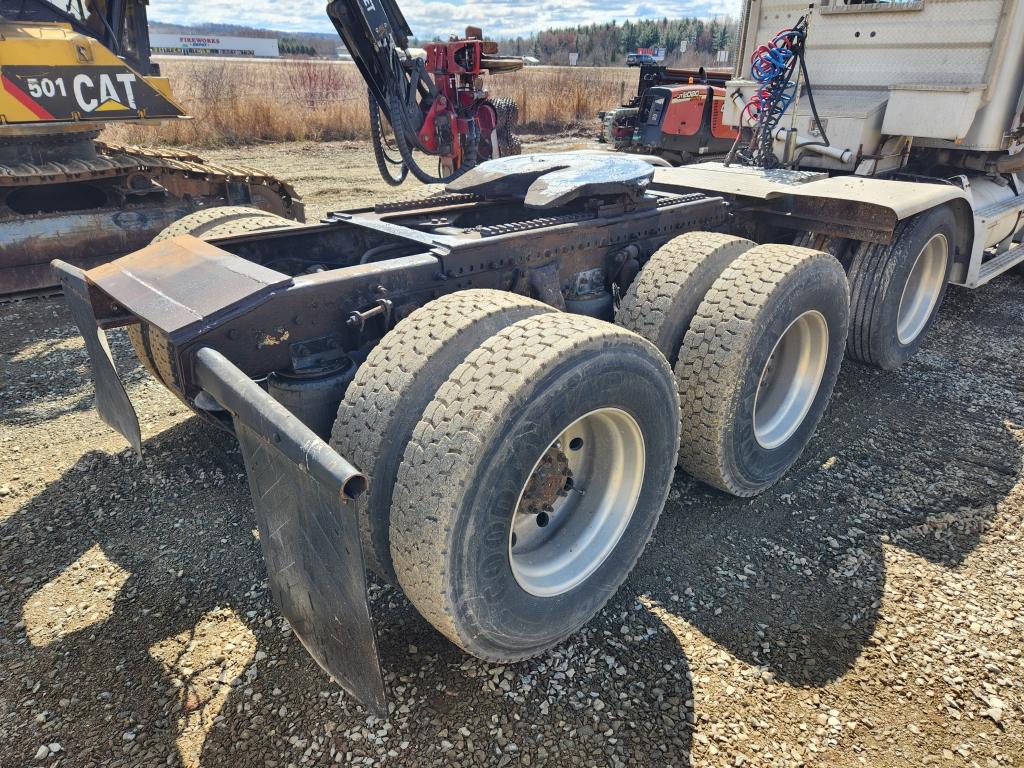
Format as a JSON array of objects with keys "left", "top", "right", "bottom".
[{"left": 57, "top": 0, "right": 1022, "bottom": 714}]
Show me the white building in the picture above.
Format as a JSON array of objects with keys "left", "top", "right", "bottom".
[{"left": 150, "top": 33, "right": 280, "bottom": 58}]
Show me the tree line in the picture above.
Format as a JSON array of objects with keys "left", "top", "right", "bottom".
[
  {"left": 279, "top": 38, "right": 318, "bottom": 57},
  {"left": 492, "top": 17, "right": 737, "bottom": 67}
]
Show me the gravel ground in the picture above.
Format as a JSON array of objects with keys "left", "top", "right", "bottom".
[{"left": 1, "top": 139, "right": 1023, "bottom": 768}]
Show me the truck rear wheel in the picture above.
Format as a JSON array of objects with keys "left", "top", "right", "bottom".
[
  {"left": 616, "top": 231, "right": 755, "bottom": 365},
  {"left": 846, "top": 206, "right": 955, "bottom": 369},
  {"left": 676, "top": 244, "right": 849, "bottom": 496},
  {"left": 152, "top": 205, "right": 297, "bottom": 242},
  {"left": 389, "top": 313, "right": 679, "bottom": 660},
  {"left": 129, "top": 206, "right": 298, "bottom": 387},
  {"left": 331, "top": 290, "right": 553, "bottom": 582},
  {"left": 793, "top": 230, "right": 852, "bottom": 269}
]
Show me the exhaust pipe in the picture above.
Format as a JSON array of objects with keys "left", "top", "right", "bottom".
[{"left": 774, "top": 127, "right": 853, "bottom": 164}]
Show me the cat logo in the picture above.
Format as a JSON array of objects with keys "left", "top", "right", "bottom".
[
  {"left": 73, "top": 72, "right": 138, "bottom": 113},
  {"left": 0, "top": 64, "right": 184, "bottom": 123}
]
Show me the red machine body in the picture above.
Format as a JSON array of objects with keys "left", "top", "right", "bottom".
[
  {"left": 330, "top": 0, "right": 522, "bottom": 184},
  {"left": 658, "top": 85, "right": 738, "bottom": 140},
  {"left": 598, "top": 66, "right": 739, "bottom": 164},
  {"left": 418, "top": 35, "right": 517, "bottom": 167}
]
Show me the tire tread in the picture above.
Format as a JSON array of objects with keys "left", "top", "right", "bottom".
[
  {"left": 331, "top": 290, "right": 552, "bottom": 579},
  {"left": 617, "top": 231, "right": 755, "bottom": 363},
  {"left": 390, "top": 313, "right": 676, "bottom": 657},
  {"left": 675, "top": 244, "right": 843, "bottom": 495},
  {"left": 153, "top": 205, "right": 296, "bottom": 242}
]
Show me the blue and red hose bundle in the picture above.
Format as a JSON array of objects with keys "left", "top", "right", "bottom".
[{"left": 734, "top": 17, "right": 823, "bottom": 168}]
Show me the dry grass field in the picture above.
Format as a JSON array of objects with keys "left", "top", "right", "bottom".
[{"left": 102, "top": 58, "right": 636, "bottom": 147}]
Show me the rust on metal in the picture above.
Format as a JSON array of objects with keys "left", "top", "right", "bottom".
[
  {"left": 1, "top": 133, "right": 303, "bottom": 295},
  {"left": 77, "top": 180, "right": 727, "bottom": 411},
  {"left": 745, "top": 194, "right": 900, "bottom": 244},
  {"left": 87, "top": 236, "right": 292, "bottom": 336}
]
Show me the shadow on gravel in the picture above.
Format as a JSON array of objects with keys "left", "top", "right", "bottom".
[
  {"left": 2, "top": 415, "right": 696, "bottom": 766},
  {"left": 0, "top": 298, "right": 145, "bottom": 426},
  {"left": 643, "top": 280, "right": 1023, "bottom": 688},
  {"left": 0, "top": 418, "right": 263, "bottom": 766}
]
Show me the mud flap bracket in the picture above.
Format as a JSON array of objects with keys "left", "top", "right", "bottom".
[
  {"left": 53, "top": 260, "right": 143, "bottom": 455},
  {"left": 192, "top": 347, "right": 385, "bottom": 715}
]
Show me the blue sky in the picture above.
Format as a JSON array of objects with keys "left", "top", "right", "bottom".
[{"left": 149, "top": 0, "right": 742, "bottom": 38}]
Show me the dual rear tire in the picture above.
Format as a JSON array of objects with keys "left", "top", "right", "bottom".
[
  {"left": 345, "top": 233, "right": 851, "bottom": 660},
  {"left": 616, "top": 208, "right": 954, "bottom": 496},
  {"left": 344, "top": 232, "right": 852, "bottom": 658},
  {"left": 333, "top": 292, "right": 679, "bottom": 660},
  {"left": 617, "top": 232, "right": 850, "bottom": 496}
]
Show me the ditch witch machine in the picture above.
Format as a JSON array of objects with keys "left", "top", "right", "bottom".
[
  {"left": 598, "top": 64, "right": 739, "bottom": 164},
  {"left": 0, "top": 0, "right": 303, "bottom": 294},
  {"left": 59, "top": 0, "right": 1022, "bottom": 716}
]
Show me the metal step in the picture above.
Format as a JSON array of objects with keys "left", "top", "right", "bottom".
[
  {"left": 976, "top": 242, "right": 1024, "bottom": 285},
  {"left": 974, "top": 193, "right": 1024, "bottom": 222}
]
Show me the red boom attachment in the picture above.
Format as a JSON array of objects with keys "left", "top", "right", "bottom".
[{"left": 417, "top": 31, "right": 519, "bottom": 173}]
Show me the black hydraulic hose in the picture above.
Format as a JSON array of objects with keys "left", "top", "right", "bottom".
[
  {"left": 368, "top": 91, "right": 408, "bottom": 186},
  {"left": 385, "top": 92, "right": 480, "bottom": 185},
  {"left": 797, "top": 51, "right": 830, "bottom": 149}
]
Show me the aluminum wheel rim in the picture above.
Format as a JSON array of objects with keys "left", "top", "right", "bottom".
[
  {"left": 897, "top": 233, "right": 948, "bottom": 345},
  {"left": 509, "top": 408, "right": 645, "bottom": 598},
  {"left": 753, "top": 310, "right": 829, "bottom": 450}
]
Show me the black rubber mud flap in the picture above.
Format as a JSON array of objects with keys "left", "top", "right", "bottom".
[
  {"left": 53, "top": 260, "right": 142, "bottom": 455},
  {"left": 192, "top": 348, "right": 386, "bottom": 715}
]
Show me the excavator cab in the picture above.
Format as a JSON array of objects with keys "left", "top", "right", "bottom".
[{"left": 1, "top": 0, "right": 154, "bottom": 74}]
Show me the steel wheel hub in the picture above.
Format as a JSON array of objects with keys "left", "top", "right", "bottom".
[
  {"left": 897, "top": 233, "right": 948, "bottom": 345},
  {"left": 509, "top": 408, "right": 645, "bottom": 597},
  {"left": 753, "top": 310, "right": 829, "bottom": 450}
]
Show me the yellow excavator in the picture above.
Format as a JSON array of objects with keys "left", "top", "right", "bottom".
[{"left": 0, "top": 0, "right": 303, "bottom": 294}]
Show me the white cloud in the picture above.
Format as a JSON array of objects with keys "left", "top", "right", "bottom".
[{"left": 149, "top": 0, "right": 742, "bottom": 39}]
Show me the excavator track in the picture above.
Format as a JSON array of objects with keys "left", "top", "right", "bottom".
[
  {"left": 97, "top": 142, "right": 303, "bottom": 218},
  {"left": 0, "top": 137, "right": 303, "bottom": 296},
  {"left": 0, "top": 138, "right": 301, "bottom": 211}
]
